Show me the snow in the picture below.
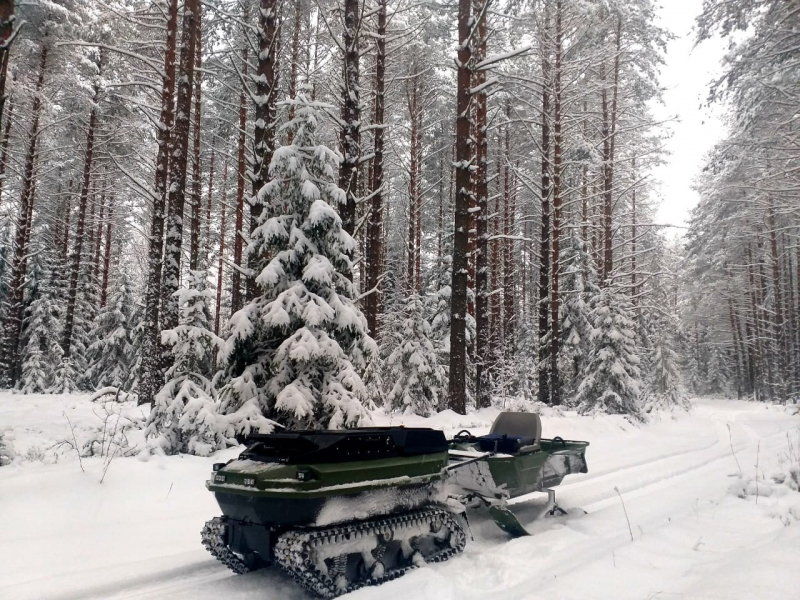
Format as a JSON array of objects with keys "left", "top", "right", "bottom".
[{"left": 1, "top": 394, "right": 799, "bottom": 600}]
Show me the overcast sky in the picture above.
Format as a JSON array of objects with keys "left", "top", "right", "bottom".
[{"left": 650, "top": 0, "right": 729, "bottom": 232}]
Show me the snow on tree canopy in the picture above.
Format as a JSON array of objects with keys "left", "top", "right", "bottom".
[{"left": 219, "top": 90, "right": 376, "bottom": 432}]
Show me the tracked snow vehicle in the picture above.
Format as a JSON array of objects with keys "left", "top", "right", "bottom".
[{"left": 202, "top": 412, "right": 588, "bottom": 597}]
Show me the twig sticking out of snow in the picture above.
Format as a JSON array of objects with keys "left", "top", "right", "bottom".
[
  {"left": 727, "top": 424, "right": 742, "bottom": 473},
  {"left": 614, "top": 486, "right": 633, "bottom": 542},
  {"left": 755, "top": 441, "right": 760, "bottom": 505},
  {"left": 63, "top": 412, "right": 84, "bottom": 473}
]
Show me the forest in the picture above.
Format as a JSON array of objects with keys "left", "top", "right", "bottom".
[{"left": 0, "top": 0, "right": 797, "bottom": 456}]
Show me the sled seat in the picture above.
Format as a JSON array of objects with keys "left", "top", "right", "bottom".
[{"left": 485, "top": 412, "right": 542, "bottom": 453}]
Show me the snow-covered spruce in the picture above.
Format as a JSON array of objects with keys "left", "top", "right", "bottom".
[
  {"left": 81, "top": 273, "right": 136, "bottom": 391},
  {"left": 558, "top": 230, "right": 600, "bottom": 398},
  {"left": 146, "top": 270, "right": 226, "bottom": 456},
  {"left": 18, "top": 251, "right": 64, "bottom": 394},
  {"left": 386, "top": 294, "right": 447, "bottom": 416},
  {"left": 576, "top": 286, "right": 643, "bottom": 419},
  {"left": 219, "top": 91, "right": 376, "bottom": 433}
]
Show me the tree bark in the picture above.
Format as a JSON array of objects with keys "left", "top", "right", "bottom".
[
  {"left": 0, "top": 0, "right": 16, "bottom": 132},
  {"left": 189, "top": 6, "right": 203, "bottom": 272},
  {"left": 140, "top": 0, "right": 179, "bottom": 406},
  {"left": 215, "top": 161, "right": 229, "bottom": 336},
  {"left": 231, "top": 45, "right": 248, "bottom": 314},
  {"left": 448, "top": 0, "right": 472, "bottom": 414},
  {"left": 161, "top": 0, "right": 199, "bottom": 341},
  {"left": 549, "top": 0, "right": 563, "bottom": 406},
  {"left": 537, "top": 9, "right": 552, "bottom": 405},
  {"left": 63, "top": 52, "right": 98, "bottom": 359},
  {"left": 100, "top": 205, "right": 113, "bottom": 308},
  {"left": 363, "top": 0, "right": 386, "bottom": 339},
  {"left": 246, "top": 0, "right": 279, "bottom": 302},
  {"left": 339, "top": 0, "right": 361, "bottom": 237},
  {"left": 473, "top": 0, "right": 490, "bottom": 408}
]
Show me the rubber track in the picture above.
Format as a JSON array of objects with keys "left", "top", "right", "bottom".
[
  {"left": 273, "top": 507, "right": 467, "bottom": 598},
  {"left": 201, "top": 517, "right": 253, "bottom": 575}
]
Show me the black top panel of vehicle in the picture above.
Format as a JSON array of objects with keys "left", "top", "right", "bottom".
[{"left": 239, "top": 427, "right": 448, "bottom": 464}]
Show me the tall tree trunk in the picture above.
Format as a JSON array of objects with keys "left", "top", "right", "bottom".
[
  {"left": 287, "top": 0, "right": 302, "bottom": 144},
  {"left": 549, "top": 0, "right": 563, "bottom": 405},
  {"left": 189, "top": 7, "right": 203, "bottom": 272},
  {"left": 0, "top": 51, "right": 40, "bottom": 384},
  {"left": 766, "top": 198, "right": 786, "bottom": 397},
  {"left": 0, "top": 92, "right": 12, "bottom": 206},
  {"left": 473, "top": 0, "right": 490, "bottom": 408},
  {"left": 364, "top": 0, "right": 386, "bottom": 338},
  {"left": 601, "top": 14, "right": 621, "bottom": 284},
  {"left": 100, "top": 205, "right": 113, "bottom": 308},
  {"left": 339, "top": 0, "right": 361, "bottom": 238},
  {"left": 537, "top": 9, "right": 552, "bottom": 405},
  {"left": 231, "top": 45, "right": 248, "bottom": 314},
  {"left": 161, "top": 0, "right": 199, "bottom": 346},
  {"left": 215, "top": 162, "right": 229, "bottom": 336},
  {"left": 203, "top": 149, "right": 215, "bottom": 267},
  {"left": 140, "top": 0, "right": 179, "bottom": 407},
  {"left": 406, "top": 69, "right": 421, "bottom": 292},
  {"left": 62, "top": 180, "right": 73, "bottom": 263},
  {"left": 448, "top": 0, "right": 472, "bottom": 414},
  {"left": 0, "top": 0, "right": 16, "bottom": 131},
  {"left": 630, "top": 158, "right": 637, "bottom": 304},
  {"left": 63, "top": 55, "right": 99, "bottom": 359},
  {"left": 247, "top": 0, "right": 279, "bottom": 301},
  {"left": 502, "top": 104, "right": 515, "bottom": 356},
  {"left": 93, "top": 188, "right": 106, "bottom": 282}
]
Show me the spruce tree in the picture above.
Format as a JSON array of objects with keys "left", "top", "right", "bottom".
[
  {"left": 81, "top": 273, "right": 136, "bottom": 390},
  {"left": 146, "top": 270, "right": 225, "bottom": 456},
  {"left": 387, "top": 294, "right": 447, "bottom": 416},
  {"left": 576, "top": 287, "right": 643, "bottom": 418},
  {"left": 219, "top": 90, "right": 376, "bottom": 432}
]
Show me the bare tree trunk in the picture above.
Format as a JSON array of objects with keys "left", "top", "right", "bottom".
[
  {"left": 602, "top": 15, "right": 621, "bottom": 284},
  {"left": 363, "top": 0, "right": 386, "bottom": 338},
  {"left": 93, "top": 189, "right": 106, "bottom": 282},
  {"left": 630, "top": 158, "right": 637, "bottom": 304},
  {"left": 231, "top": 45, "right": 248, "bottom": 314},
  {"left": 215, "top": 162, "right": 229, "bottom": 336},
  {"left": 339, "top": 0, "right": 361, "bottom": 238},
  {"left": 161, "top": 0, "right": 199, "bottom": 355},
  {"left": 502, "top": 102, "right": 515, "bottom": 356},
  {"left": 537, "top": 10, "right": 552, "bottom": 405},
  {"left": 203, "top": 149, "right": 215, "bottom": 267},
  {"left": 62, "top": 180, "right": 72, "bottom": 263},
  {"left": 473, "top": 0, "right": 490, "bottom": 408},
  {"left": 246, "top": 0, "right": 279, "bottom": 301},
  {"left": 0, "top": 47, "right": 43, "bottom": 382},
  {"left": 100, "top": 205, "right": 113, "bottom": 308},
  {"left": 64, "top": 54, "right": 99, "bottom": 359},
  {"left": 448, "top": 0, "right": 472, "bottom": 414},
  {"left": 549, "top": 0, "right": 563, "bottom": 405},
  {"left": 0, "top": 92, "right": 12, "bottom": 206},
  {"left": 140, "top": 0, "right": 179, "bottom": 406},
  {"left": 189, "top": 7, "right": 203, "bottom": 272},
  {"left": 767, "top": 199, "right": 786, "bottom": 397},
  {"left": 0, "top": 0, "right": 16, "bottom": 131},
  {"left": 406, "top": 69, "right": 421, "bottom": 292},
  {"left": 287, "top": 0, "right": 302, "bottom": 144}
]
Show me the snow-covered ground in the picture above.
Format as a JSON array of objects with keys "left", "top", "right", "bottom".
[{"left": 1, "top": 394, "right": 799, "bottom": 600}]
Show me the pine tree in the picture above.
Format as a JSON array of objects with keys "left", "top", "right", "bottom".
[
  {"left": 146, "top": 270, "right": 225, "bottom": 456},
  {"left": 387, "top": 294, "right": 447, "bottom": 416},
  {"left": 577, "top": 287, "right": 643, "bottom": 418},
  {"left": 81, "top": 273, "right": 135, "bottom": 390},
  {"left": 219, "top": 90, "right": 376, "bottom": 432}
]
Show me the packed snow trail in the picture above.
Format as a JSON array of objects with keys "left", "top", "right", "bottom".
[{"left": 1, "top": 397, "right": 798, "bottom": 600}]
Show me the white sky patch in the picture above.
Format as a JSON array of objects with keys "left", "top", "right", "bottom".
[{"left": 650, "top": 0, "right": 729, "bottom": 234}]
